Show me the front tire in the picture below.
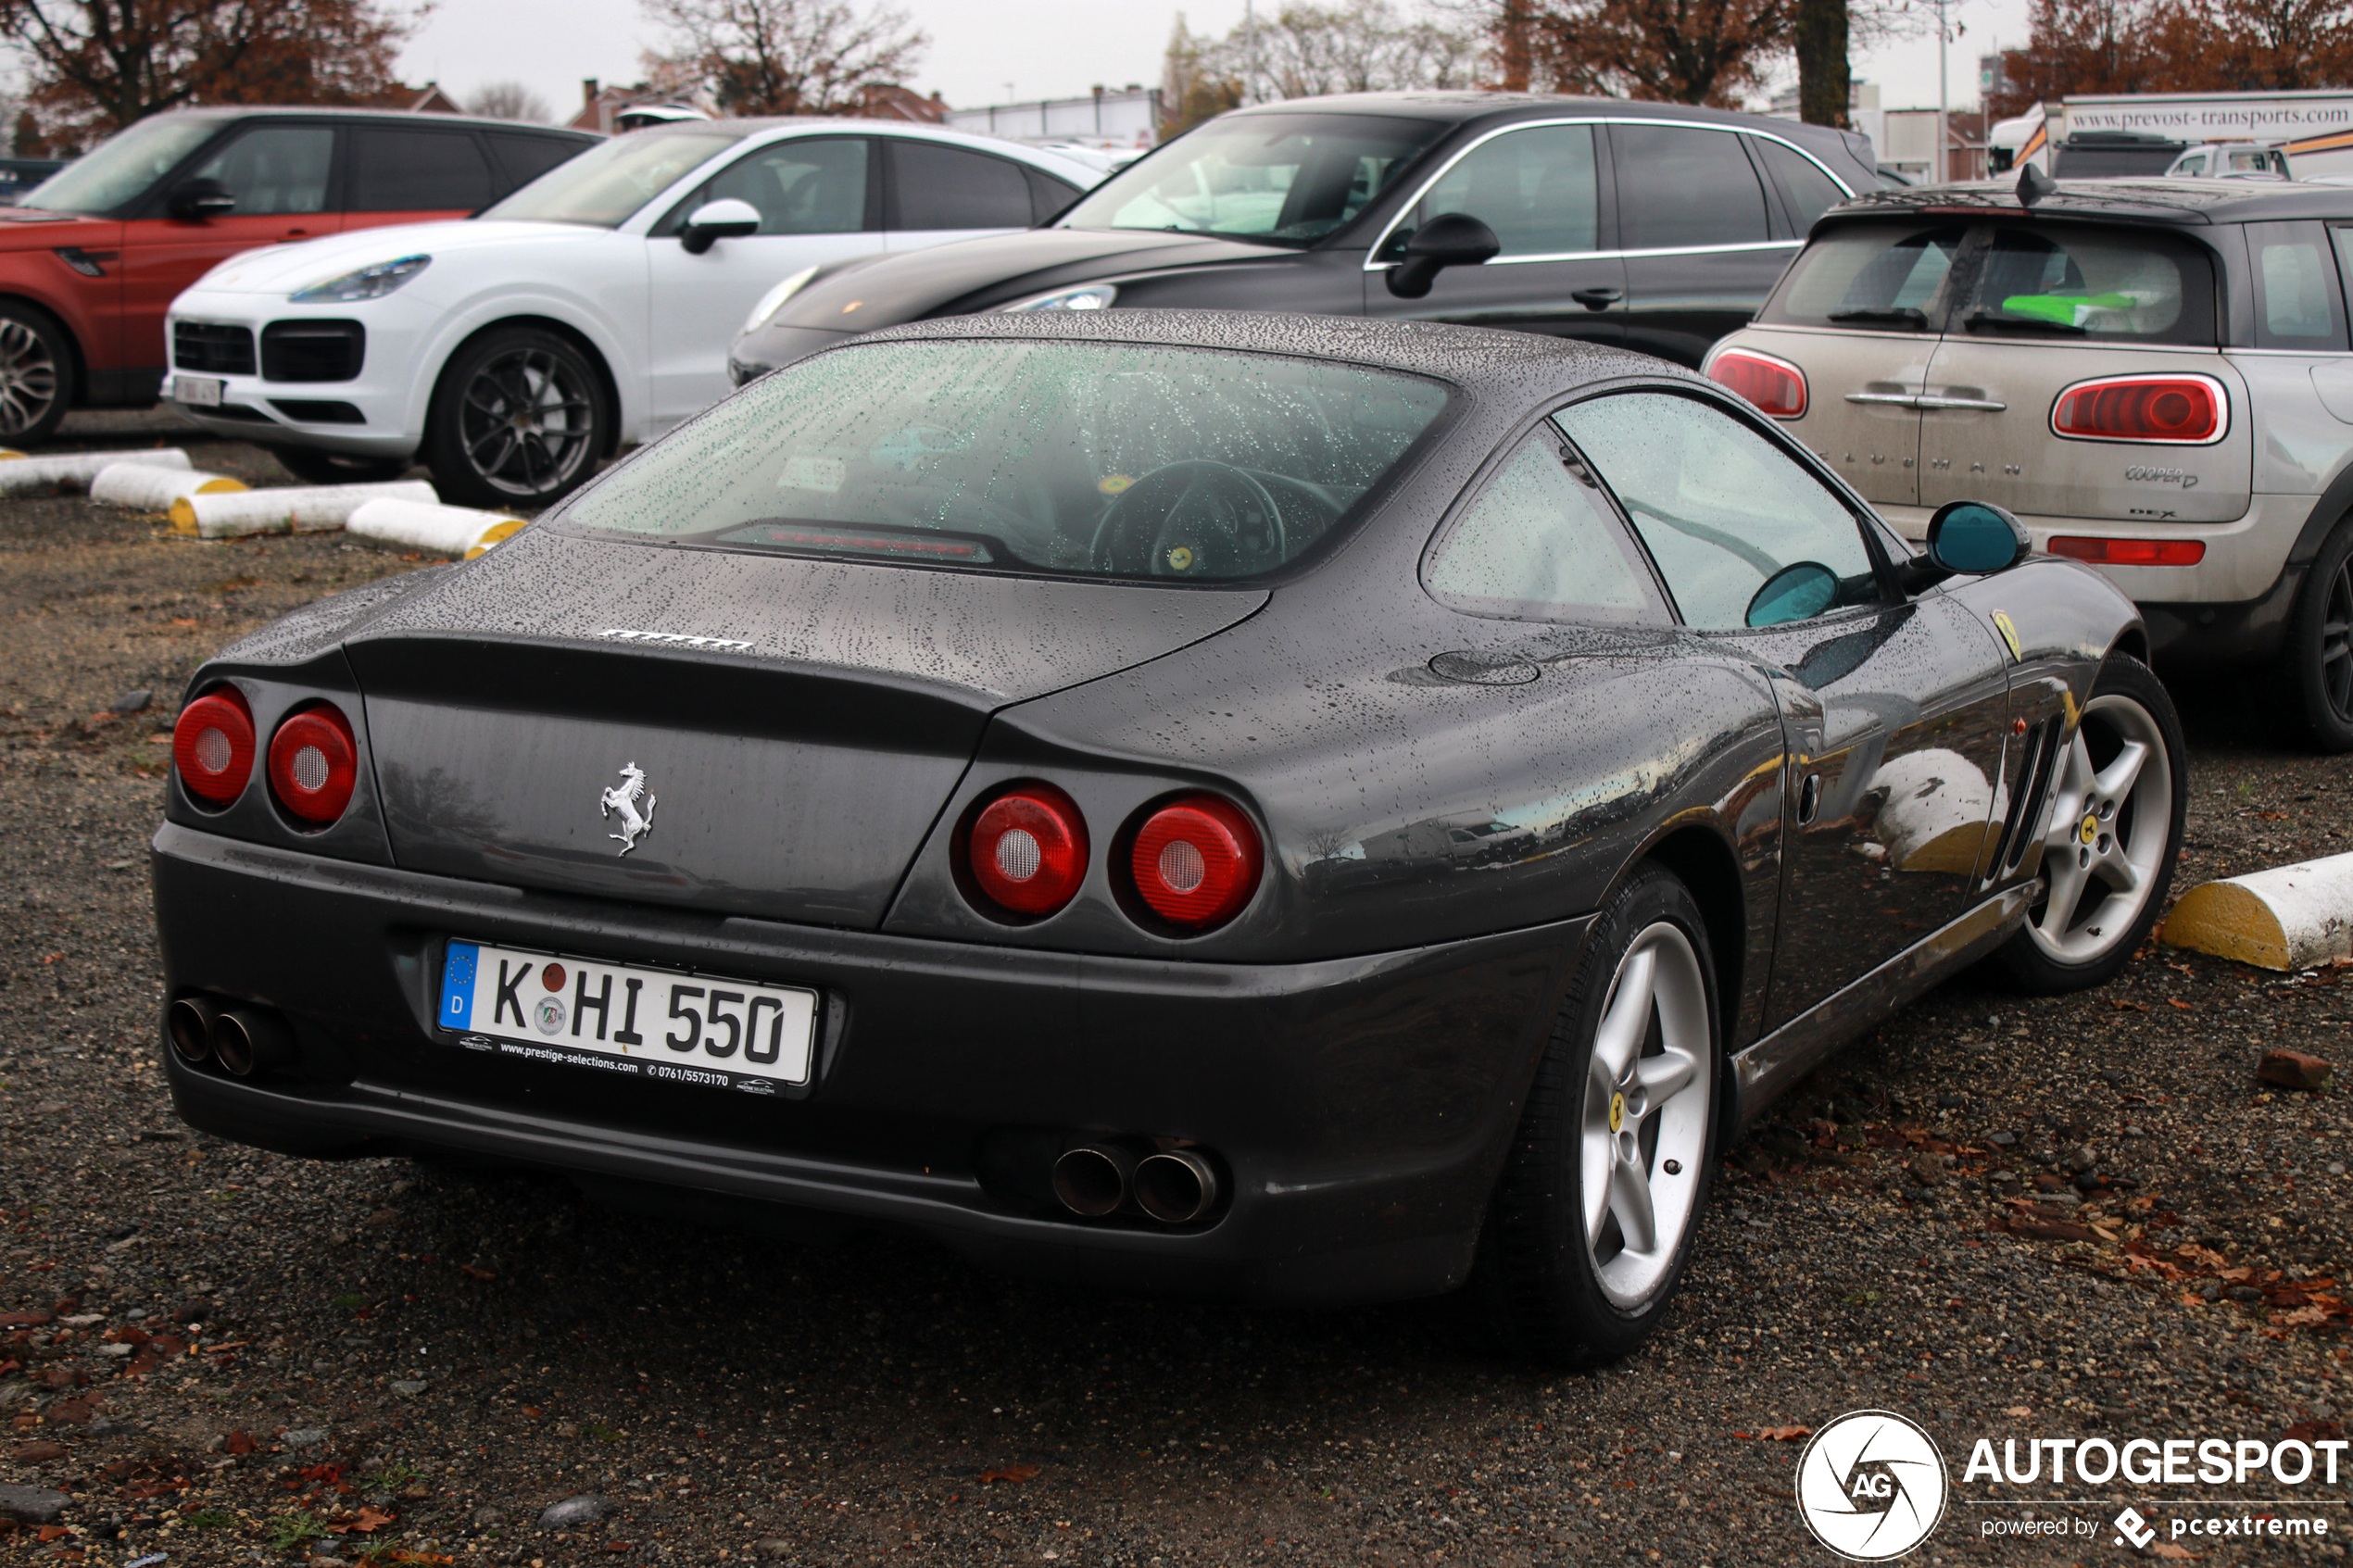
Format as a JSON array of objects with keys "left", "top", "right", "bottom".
[
  {"left": 2287, "top": 518, "right": 2353, "bottom": 752},
  {"left": 421, "top": 326, "right": 608, "bottom": 509},
  {"left": 1984, "top": 653, "right": 2184, "bottom": 994},
  {"left": 1473, "top": 862, "right": 1719, "bottom": 1365},
  {"left": 266, "top": 445, "right": 412, "bottom": 485},
  {"left": 0, "top": 302, "right": 72, "bottom": 445}
]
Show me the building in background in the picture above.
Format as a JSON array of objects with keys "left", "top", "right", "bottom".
[
  {"left": 942, "top": 86, "right": 1162, "bottom": 154},
  {"left": 1768, "top": 82, "right": 1984, "bottom": 182}
]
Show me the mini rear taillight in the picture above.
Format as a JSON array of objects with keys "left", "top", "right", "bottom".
[
  {"left": 1706, "top": 348, "right": 1808, "bottom": 419},
  {"left": 2050, "top": 375, "right": 2223, "bottom": 444},
  {"left": 2049, "top": 535, "right": 2208, "bottom": 566},
  {"left": 965, "top": 784, "right": 1088, "bottom": 916},
  {"left": 1128, "top": 796, "right": 1262, "bottom": 931},
  {"left": 171, "top": 685, "right": 255, "bottom": 807},
  {"left": 267, "top": 703, "right": 359, "bottom": 826}
]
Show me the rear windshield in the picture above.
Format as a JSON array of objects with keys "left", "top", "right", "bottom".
[
  {"left": 1758, "top": 223, "right": 1966, "bottom": 332},
  {"left": 1957, "top": 223, "right": 2215, "bottom": 345},
  {"left": 558, "top": 338, "right": 1451, "bottom": 581}
]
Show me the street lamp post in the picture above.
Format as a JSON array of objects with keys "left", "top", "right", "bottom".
[{"left": 1937, "top": 0, "right": 1950, "bottom": 182}]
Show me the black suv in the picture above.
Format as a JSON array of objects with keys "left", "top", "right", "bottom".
[{"left": 727, "top": 92, "right": 1883, "bottom": 380}]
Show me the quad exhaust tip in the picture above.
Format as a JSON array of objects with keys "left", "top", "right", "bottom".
[
  {"left": 1051, "top": 1140, "right": 1222, "bottom": 1225},
  {"left": 1135, "top": 1149, "right": 1219, "bottom": 1224},
  {"left": 170, "top": 994, "right": 295, "bottom": 1078},
  {"left": 1051, "top": 1143, "right": 1136, "bottom": 1218},
  {"left": 168, "top": 996, "right": 220, "bottom": 1064}
]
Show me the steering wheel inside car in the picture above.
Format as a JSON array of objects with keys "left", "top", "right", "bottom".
[{"left": 1092, "top": 460, "right": 1288, "bottom": 578}]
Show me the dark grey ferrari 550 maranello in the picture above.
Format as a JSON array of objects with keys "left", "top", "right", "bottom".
[{"left": 156, "top": 310, "right": 2183, "bottom": 1361}]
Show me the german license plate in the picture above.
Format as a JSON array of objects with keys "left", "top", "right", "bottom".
[
  {"left": 171, "top": 374, "right": 223, "bottom": 408},
  {"left": 438, "top": 939, "right": 817, "bottom": 1093}
]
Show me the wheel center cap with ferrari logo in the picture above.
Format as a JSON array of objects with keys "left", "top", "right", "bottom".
[
  {"left": 2080, "top": 812, "right": 2100, "bottom": 845},
  {"left": 1608, "top": 1091, "right": 1626, "bottom": 1134}
]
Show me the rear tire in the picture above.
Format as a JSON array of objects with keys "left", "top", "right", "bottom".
[
  {"left": 0, "top": 301, "right": 72, "bottom": 445},
  {"left": 266, "top": 445, "right": 412, "bottom": 485},
  {"left": 1983, "top": 653, "right": 2183, "bottom": 995},
  {"left": 421, "top": 326, "right": 608, "bottom": 509},
  {"left": 2286, "top": 518, "right": 2353, "bottom": 752},
  {"left": 1472, "top": 862, "right": 1719, "bottom": 1365}
]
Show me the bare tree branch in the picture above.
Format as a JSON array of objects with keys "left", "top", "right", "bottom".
[{"left": 639, "top": 0, "right": 927, "bottom": 116}]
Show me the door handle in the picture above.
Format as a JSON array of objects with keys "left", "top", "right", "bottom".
[
  {"left": 1570, "top": 287, "right": 1622, "bottom": 309},
  {"left": 1843, "top": 391, "right": 2008, "bottom": 411},
  {"left": 1796, "top": 772, "right": 1822, "bottom": 825}
]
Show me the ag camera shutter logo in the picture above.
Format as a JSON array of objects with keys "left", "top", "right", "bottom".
[{"left": 1795, "top": 1410, "right": 1949, "bottom": 1561}]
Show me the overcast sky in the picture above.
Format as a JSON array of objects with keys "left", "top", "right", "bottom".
[{"left": 392, "top": 0, "right": 2035, "bottom": 131}]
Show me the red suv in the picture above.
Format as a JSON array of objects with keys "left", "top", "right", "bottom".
[{"left": 0, "top": 107, "right": 596, "bottom": 450}]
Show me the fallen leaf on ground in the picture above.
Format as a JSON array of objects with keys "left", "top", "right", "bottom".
[
  {"left": 2004, "top": 1406, "right": 2032, "bottom": 1418},
  {"left": 978, "top": 1465, "right": 1041, "bottom": 1484},
  {"left": 2149, "top": 1544, "right": 2196, "bottom": 1560},
  {"left": 1738, "top": 1425, "right": 1811, "bottom": 1441},
  {"left": 328, "top": 1506, "right": 396, "bottom": 1535}
]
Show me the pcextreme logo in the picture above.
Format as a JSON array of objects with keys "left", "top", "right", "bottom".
[{"left": 1795, "top": 1411, "right": 1950, "bottom": 1561}]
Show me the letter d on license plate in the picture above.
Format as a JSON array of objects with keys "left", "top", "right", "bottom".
[{"left": 438, "top": 939, "right": 817, "bottom": 1090}]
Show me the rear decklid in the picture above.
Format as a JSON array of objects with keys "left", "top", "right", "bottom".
[{"left": 346, "top": 529, "right": 1262, "bottom": 925}]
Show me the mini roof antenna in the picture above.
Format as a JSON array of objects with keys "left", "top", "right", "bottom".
[{"left": 2017, "top": 162, "right": 2057, "bottom": 208}]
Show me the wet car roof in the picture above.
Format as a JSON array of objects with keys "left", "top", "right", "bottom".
[
  {"left": 1224, "top": 90, "right": 1856, "bottom": 141},
  {"left": 1824, "top": 176, "right": 2353, "bottom": 226},
  {"left": 828, "top": 307, "right": 1694, "bottom": 400}
]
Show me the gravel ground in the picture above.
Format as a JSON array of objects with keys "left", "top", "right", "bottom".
[{"left": 0, "top": 412, "right": 2348, "bottom": 1566}]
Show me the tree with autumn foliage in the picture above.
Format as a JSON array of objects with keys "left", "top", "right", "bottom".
[
  {"left": 1497, "top": 0, "right": 1793, "bottom": 104},
  {"left": 639, "top": 0, "right": 926, "bottom": 117},
  {"left": 1990, "top": 0, "right": 2353, "bottom": 115},
  {"left": 0, "top": 0, "right": 422, "bottom": 150}
]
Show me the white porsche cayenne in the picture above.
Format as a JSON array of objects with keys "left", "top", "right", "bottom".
[{"left": 162, "top": 120, "right": 1099, "bottom": 507}]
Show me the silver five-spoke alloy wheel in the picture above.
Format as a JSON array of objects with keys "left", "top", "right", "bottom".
[
  {"left": 0, "top": 316, "right": 60, "bottom": 439},
  {"left": 1581, "top": 920, "right": 1713, "bottom": 1310},
  {"left": 2025, "top": 691, "right": 2173, "bottom": 964}
]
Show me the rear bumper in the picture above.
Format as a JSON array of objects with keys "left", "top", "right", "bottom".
[
  {"left": 153, "top": 822, "right": 1583, "bottom": 1306},
  {"left": 1877, "top": 493, "right": 2311, "bottom": 606}
]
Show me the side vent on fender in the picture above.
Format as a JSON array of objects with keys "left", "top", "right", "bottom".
[{"left": 1988, "top": 716, "right": 2063, "bottom": 882}]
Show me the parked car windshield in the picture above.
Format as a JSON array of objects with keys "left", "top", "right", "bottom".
[
  {"left": 560, "top": 336, "right": 1452, "bottom": 581},
  {"left": 1055, "top": 113, "right": 1445, "bottom": 245},
  {"left": 477, "top": 126, "right": 741, "bottom": 228},
  {"left": 1758, "top": 222, "right": 1966, "bottom": 332},
  {"left": 22, "top": 114, "right": 221, "bottom": 215}
]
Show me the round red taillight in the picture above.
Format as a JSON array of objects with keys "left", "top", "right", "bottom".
[
  {"left": 1129, "top": 795, "right": 1262, "bottom": 931},
  {"left": 267, "top": 703, "right": 359, "bottom": 826},
  {"left": 2051, "top": 376, "right": 2221, "bottom": 443},
  {"left": 966, "top": 784, "right": 1088, "bottom": 916},
  {"left": 1706, "top": 348, "right": 1807, "bottom": 419},
  {"left": 171, "top": 686, "right": 255, "bottom": 807}
]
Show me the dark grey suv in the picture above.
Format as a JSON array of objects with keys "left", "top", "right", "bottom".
[{"left": 726, "top": 92, "right": 1881, "bottom": 380}]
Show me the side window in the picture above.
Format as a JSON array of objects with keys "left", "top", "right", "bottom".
[
  {"left": 1960, "top": 224, "right": 2216, "bottom": 345},
  {"left": 1612, "top": 125, "right": 1768, "bottom": 250},
  {"left": 700, "top": 138, "right": 871, "bottom": 234},
  {"left": 1387, "top": 124, "right": 1598, "bottom": 260},
  {"left": 1555, "top": 392, "right": 1880, "bottom": 631},
  {"left": 2251, "top": 221, "right": 2346, "bottom": 349},
  {"left": 889, "top": 141, "right": 1033, "bottom": 230},
  {"left": 346, "top": 128, "right": 495, "bottom": 212},
  {"left": 1425, "top": 433, "right": 1666, "bottom": 624},
  {"left": 489, "top": 132, "right": 589, "bottom": 193},
  {"left": 190, "top": 125, "right": 333, "bottom": 216},
  {"left": 1026, "top": 166, "right": 1081, "bottom": 224},
  {"left": 1751, "top": 138, "right": 1850, "bottom": 231}
]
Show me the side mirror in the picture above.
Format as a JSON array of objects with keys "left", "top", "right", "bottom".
[
  {"left": 1384, "top": 212, "right": 1500, "bottom": 299},
  {"left": 679, "top": 197, "right": 761, "bottom": 255},
  {"left": 1746, "top": 560, "right": 1841, "bottom": 627},
  {"left": 1926, "top": 500, "right": 2032, "bottom": 575},
  {"left": 167, "top": 178, "right": 236, "bottom": 221}
]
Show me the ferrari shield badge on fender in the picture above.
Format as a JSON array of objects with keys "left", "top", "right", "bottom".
[
  {"left": 598, "top": 760, "right": 658, "bottom": 856},
  {"left": 1990, "top": 609, "right": 2024, "bottom": 662}
]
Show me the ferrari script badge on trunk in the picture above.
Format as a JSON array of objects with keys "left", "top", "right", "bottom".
[{"left": 599, "top": 761, "right": 658, "bottom": 856}]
